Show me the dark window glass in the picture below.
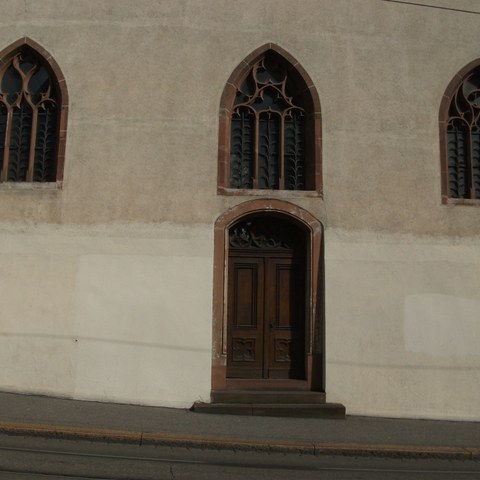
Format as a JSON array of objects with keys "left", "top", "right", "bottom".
[
  {"left": 446, "top": 69, "right": 480, "bottom": 199},
  {"left": 0, "top": 47, "right": 58, "bottom": 182},
  {"left": 229, "top": 53, "right": 306, "bottom": 190}
]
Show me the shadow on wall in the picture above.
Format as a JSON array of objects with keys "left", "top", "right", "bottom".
[{"left": 0, "top": 332, "right": 210, "bottom": 353}]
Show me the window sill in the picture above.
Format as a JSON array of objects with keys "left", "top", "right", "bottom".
[
  {"left": 442, "top": 196, "right": 480, "bottom": 206},
  {"left": 0, "top": 181, "right": 63, "bottom": 191},
  {"left": 217, "top": 186, "right": 323, "bottom": 198}
]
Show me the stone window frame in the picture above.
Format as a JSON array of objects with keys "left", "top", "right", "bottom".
[
  {"left": 439, "top": 58, "right": 480, "bottom": 205},
  {"left": 217, "top": 43, "right": 322, "bottom": 197},
  {"left": 0, "top": 37, "right": 68, "bottom": 186}
]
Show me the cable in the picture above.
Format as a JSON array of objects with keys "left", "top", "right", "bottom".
[{"left": 382, "top": 0, "right": 480, "bottom": 15}]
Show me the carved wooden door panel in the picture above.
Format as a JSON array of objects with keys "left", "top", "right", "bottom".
[
  {"left": 227, "top": 256, "right": 265, "bottom": 378},
  {"left": 226, "top": 253, "right": 305, "bottom": 380},
  {"left": 265, "top": 256, "right": 305, "bottom": 379}
]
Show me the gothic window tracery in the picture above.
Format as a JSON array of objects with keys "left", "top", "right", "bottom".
[
  {"left": 230, "top": 55, "right": 305, "bottom": 190},
  {"left": 0, "top": 40, "right": 66, "bottom": 183},
  {"left": 218, "top": 45, "right": 321, "bottom": 195},
  {"left": 446, "top": 69, "right": 480, "bottom": 199}
]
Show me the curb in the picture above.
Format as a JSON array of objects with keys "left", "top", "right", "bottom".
[{"left": 0, "top": 421, "right": 478, "bottom": 460}]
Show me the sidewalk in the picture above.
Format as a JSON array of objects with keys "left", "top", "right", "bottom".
[{"left": 0, "top": 391, "right": 479, "bottom": 460}]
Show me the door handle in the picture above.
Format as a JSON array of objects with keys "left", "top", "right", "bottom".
[{"left": 269, "top": 321, "right": 275, "bottom": 328}]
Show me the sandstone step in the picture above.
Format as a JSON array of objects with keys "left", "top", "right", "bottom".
[
  {"left": 211, "top": 389, "right": 326, "bottom": 404},
  {"left": 192, "top": 402, "right": 345, "bottom": 419}
]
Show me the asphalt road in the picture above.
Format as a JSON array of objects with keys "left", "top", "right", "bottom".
[{"left": 0, "top": 434, "right": 479, "bottom": 480}]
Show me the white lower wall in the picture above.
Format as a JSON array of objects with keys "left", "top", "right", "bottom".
[
  {"left": 0, "top": 223, "right": 479, "bottom": 419},
  {"left": 0, "top": 223, "right": 213, "bottom": 408},
  {"left": 325, "top": 229, "right": 480, "bottom": 421}
]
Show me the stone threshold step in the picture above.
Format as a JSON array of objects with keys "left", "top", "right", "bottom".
[
  {"left": 192, "top": 402, "right": 346, "bottom": 419},
  {"left": 211, "top": 389, "right": 326, "bottom": 404}
]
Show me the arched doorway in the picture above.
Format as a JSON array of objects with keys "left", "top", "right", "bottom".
[
  {"left": 195, "top": 199, "right": 345, "bottom": 416},
  {"left": 210, "top": 199, "right": 325, "bottom": 393},
  {"left": 227, "top": 215, "right": 307, "bottom": 381}
]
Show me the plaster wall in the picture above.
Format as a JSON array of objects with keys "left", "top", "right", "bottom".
[
  {"left": 325, "top": 229, "right": 480, "bottom": 420},
  {"left": 0, "top": 0, "right": 477, "bottom": 232},
  {"left": 0, "top": 223, "right": 213, "bottom": 407},
  {"left": 0, "top": 0, "right": 478, "bottom": 419}
]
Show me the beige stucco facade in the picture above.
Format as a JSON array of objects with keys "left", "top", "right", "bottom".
[{"left": 0, "top": 0, "right": 479, "bottom": 420}]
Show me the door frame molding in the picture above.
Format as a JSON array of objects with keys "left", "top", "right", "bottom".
[{"left": 211, "top": 199, "right": 324, "bottom": 392}]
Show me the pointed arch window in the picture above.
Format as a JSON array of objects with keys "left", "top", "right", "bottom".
[
  {"left": 0, "top": 38, "right": 68, "bottom": 183},
  {"left": 218, "top": 44, "right": 321, "bottom": 195},
  {"left": 440, "top": 60, "right": 480, "bottom": 203}
]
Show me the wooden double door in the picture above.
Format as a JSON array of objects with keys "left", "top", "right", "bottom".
[{"left": 227, "top": 250, "right": 306, "bottom": 380}]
